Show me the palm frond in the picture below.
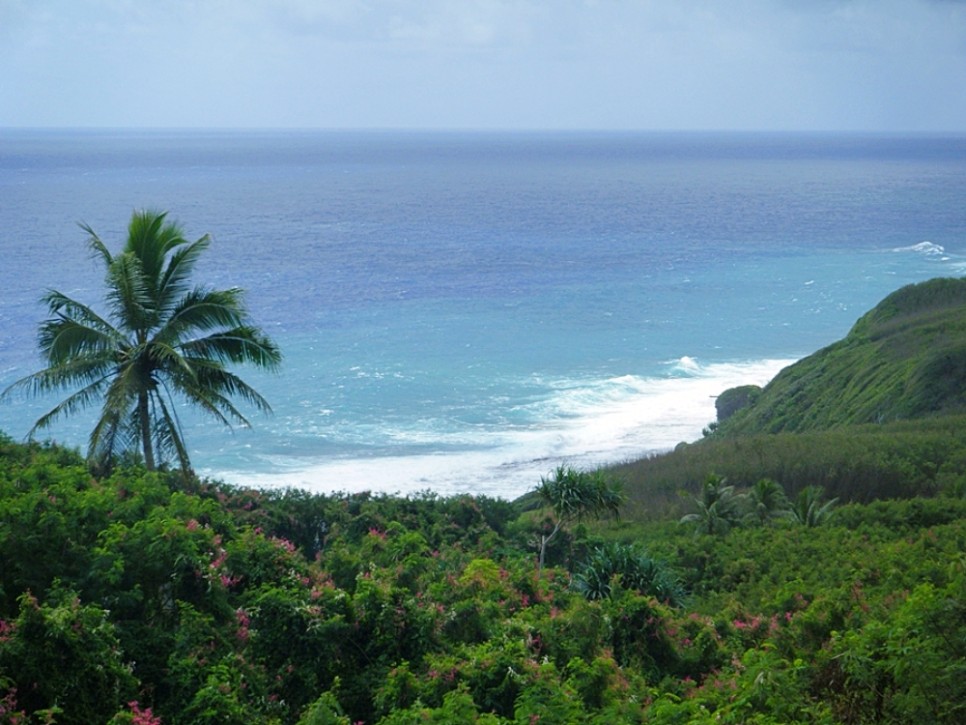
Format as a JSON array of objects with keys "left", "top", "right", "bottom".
[
  {"left": 178, "top": 325, "right": 282, "bottom": 369},
  {"left": 159, "top": 360, "right": 273, "bottom": 434},
  {"left": 147, "top": 341, "right": 198, "bottom": 381},
  {"left": 26, "top": 376, "right": 113, "bottom": 434},
  {"left": 3, "top": 354, "right": 117, "bottom": 402},
  {"left": 152, "top": 213, "right": 191, "bottom": 257},
  {"left": 100, "top": 362, "right": 146, "bottom": 425},
  {"left": 88, "top": 367, "right": 147, "bottom": 465},
  {"left": 107, "top": 251, "right": 155, "bottom": 334},
  {"left": 126, "top": 210, "right": 173, "bottom": 281},
  {"left": 197, "top": 368, "right": 274, "bottom": 415},
  {"left": 177, "top": 383, "right": 245, "bottom": 429},
  {"left": 159, "top": 358, "right": 240, "bottom": 426},
  {"left": 38, "top": 315, "right": 123, "bottom": 367},
  {"left": 187, "top": 366, "right": 270, "bottom": 418},
  {"left": 88, "top": 368, "right": 149, "bottom": 467},
  {"left": 81, "top": 222, "right": 114, "bottom": 268},
  {"left": 88, "top": 406, "right": 126, "bottom": 471},
  {"left": 157, "top": 235, "right": 211, "bottom": 314},
  {"left": 41, "top": 290, "right": 120, "bottom": 337},
  {"left": 156, "top": 288, "right": 249, "bottom": 346}
]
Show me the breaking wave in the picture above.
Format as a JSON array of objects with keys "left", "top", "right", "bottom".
[{"left": 205, "top": 357, "right": 793, "bottom": 499}]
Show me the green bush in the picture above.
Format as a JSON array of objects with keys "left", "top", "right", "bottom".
[{"left": 1, "top": 436, "right": 964, "bottom": 723}]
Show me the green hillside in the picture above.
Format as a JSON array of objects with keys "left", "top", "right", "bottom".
[
  {"left": 719, "top": 277, "right": 966, "bottom": 435},
  {"left": 610, "top": 277, "right": 966, "bottom": 518}
]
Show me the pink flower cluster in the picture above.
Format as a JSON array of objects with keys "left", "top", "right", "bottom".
[
  {"left": 271, "top": 536, "right": 297, "bottom": 553},
  {"left": 732, "top": 613, "right": 786, "bottom": 637},
  {"left": 235, "top": 608, "right": 251, "bottom": 642},
  {"left": 0, "top": 686, "right": 26, "bottom": 723},
  {"left": 127, "top": 700, "right": 162, "bottom": 725}
]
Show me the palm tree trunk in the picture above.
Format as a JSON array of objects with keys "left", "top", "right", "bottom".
[{"left": 139, "top": 392, "right": 155, "bottom": 470}]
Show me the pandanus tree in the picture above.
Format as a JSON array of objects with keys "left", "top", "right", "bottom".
[
  {"left": 572, "top": 541, "right": 685, "bottom": 606},
  {"left": 2, "top": 210, "right": 281, "bottom": 474},
  {"left": 535, "top": 464, "right": 624, "bottom": 572}
]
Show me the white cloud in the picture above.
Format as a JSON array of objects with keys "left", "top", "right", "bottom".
[{"left": 1, "top": 0, "right": 965, "bottom": 129}]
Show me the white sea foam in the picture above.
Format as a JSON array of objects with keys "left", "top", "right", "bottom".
[
  {"left": 893, "top": 241, "right": 945, "bottom": 256},
  {"left": 203, "top": 357, "right": 794, "bottom": 499}
]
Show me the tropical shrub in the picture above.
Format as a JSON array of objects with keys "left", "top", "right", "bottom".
[
  {"left": 1, "top": 436, "right": 964, "bottom": 722},
  {"left": 572, "top": 541, "right": 685, "bottom": 606}
]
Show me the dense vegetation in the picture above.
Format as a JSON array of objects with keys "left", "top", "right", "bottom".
[
  {"left": 1, "top": 433, "right": 963, "bottom": 724},
  {"left": 610, "top": 277, "right": 966, "bottom": 519},
  {"left": 612, "top": 414, "right": 966, "bottom": 520}
]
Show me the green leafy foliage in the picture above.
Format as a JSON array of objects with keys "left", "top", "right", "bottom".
[
  {"left": 1, "top": 433, "right": 964, "bottom": 723},
  {"left": 715, "top": 384, "right": 762, "bottom": 422},
  {"left": 534, "top": 465, "right": 624, "bottom": 570},
  {"left": 680, "top": 473, "right": 741, "bottom": 535},
  {"left": 744, "top": 477, "right": 792, "bottom": 526},
  {"left": 0, "top": 587, "right": 137, "bottom": 724},
  {"left": 789, "top": 485, "right": 838, "bottom": 527},
  {"left": 572, "top": 541, "right": 685, "bottom": 606},
  {"left": 614, "top": 415, "right": 966, "bottom": 519}
]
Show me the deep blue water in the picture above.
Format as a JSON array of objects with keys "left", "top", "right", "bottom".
[{"left": 1, "top": 130, "right": 964, "bottom": 497}]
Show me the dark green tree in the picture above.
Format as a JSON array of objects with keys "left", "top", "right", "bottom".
[
  {"left": 680, "top": 473, "right": 740, "bottom": 535},
  {"left": 535, "top": 465, "right": 623, "bottom": 572},
  {"left": 743, "top": 477, "right": 792, "bottom": 526},
  {"left": 573, "top": 541, "right": 685, "bottom": 606},
  {"left": 0, "top": 588, "right": 137, "bottom": 725},
  {"left": 2, "top": 210, "right": 281, "bottom": 473},
  {"left": 791, "top": 485, "right": 838, "bottom": 527}
]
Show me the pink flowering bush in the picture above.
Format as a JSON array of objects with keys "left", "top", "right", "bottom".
[{"left": 1, "top": 436, "right": 965, "bottom": 723}]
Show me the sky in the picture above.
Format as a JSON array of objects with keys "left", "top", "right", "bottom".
[{"left": 2, "top": 0, "right": 966, "bottom": 132}]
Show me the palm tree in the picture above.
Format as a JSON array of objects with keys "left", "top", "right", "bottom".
[
  {"left": 791, "top": 485, "right": 839, "bottom": 527},
  {"left": 2, "top": 210, "right": 281, "bottom": 474},
  {"left": 680, "top": 473, "right": 740, "bottom": 536},
  {"left": 744, "top": 477, "right": 792, "bottom": 526}
]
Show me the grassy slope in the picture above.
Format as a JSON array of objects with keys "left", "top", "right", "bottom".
[
  {"left": 611, "top": 277, "right": 966, "bottom": 517},
  {"left": 722, "top": 277, "right": 966, "bottom": 434}
]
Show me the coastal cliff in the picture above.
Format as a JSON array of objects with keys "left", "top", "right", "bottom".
[{"left": 718, "top": 277, "right": 966, "bottom": 435}]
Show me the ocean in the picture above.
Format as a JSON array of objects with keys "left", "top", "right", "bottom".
[{"left": 1, "top": 130, "right": 964, "bottom": 499}]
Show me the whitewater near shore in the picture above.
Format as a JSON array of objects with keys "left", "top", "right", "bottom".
[{"left": 213, "top": 357, "right": 796, "bottom": 498}]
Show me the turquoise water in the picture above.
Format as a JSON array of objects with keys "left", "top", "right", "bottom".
[{"left": 1, "top": 131, "right": 964, "bottom": 497}]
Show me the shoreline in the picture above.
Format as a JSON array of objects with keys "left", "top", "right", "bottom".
[{"left": 198, "top": 357, "right": 796, "bottom": 499}]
